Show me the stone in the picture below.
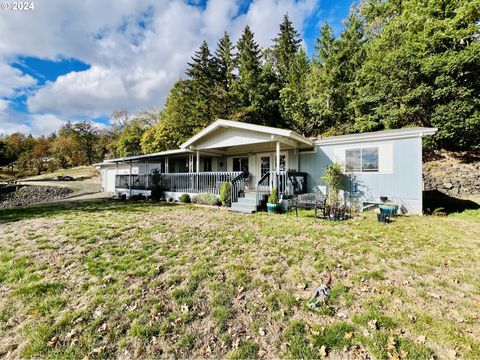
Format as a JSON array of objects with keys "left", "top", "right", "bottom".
[{"left": 443, "top": 182, "right": 454, "bottom": 189}]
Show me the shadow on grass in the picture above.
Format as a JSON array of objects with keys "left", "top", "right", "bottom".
[
  {"left": 0, "top": 199, "right": 175, "bottom": 223},
  {"left": 423, "top": 190, "right": 480, "bottom": 214}
]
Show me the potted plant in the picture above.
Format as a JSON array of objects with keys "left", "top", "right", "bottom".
[{"left": 267, "top": 188, "right": 278, "bottom": 213}]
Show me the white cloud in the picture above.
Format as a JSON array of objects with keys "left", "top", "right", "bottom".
[
  {"left": 0, "top": 99, "right": 9, "bottom": 111},
  {"left": 0, "top": 0, "right": 319, "bottom": 132},
  {"left": 29, "top": 114, "right": 67, "bottom": 136},
  {"left": 0, "top": 62, "right": 37, "bottom": 97}
]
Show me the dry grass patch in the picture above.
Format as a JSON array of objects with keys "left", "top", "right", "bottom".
[{"left": 0, "top": 200, "right": 479, "bottom": 359}]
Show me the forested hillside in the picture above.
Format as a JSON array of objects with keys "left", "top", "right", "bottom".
[{"left": 1, "top": 0, "right": 479, "bottom": 175}]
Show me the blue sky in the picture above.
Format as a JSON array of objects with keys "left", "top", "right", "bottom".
[{"left": 0, "top": 0, "right": 353, "bottom": 135}]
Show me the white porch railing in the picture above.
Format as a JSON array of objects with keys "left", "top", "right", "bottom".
[{"left": 116, "top": 172, "right": 242, "bottom": 195}]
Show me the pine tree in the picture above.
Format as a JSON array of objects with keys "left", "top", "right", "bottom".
[
  {"left": 272, "top": 14, "right": 302, "bottom": 81},
  {"left": 314, "top": 22, "right": 335, "bottom": 64},
  {"left": 233, "top": 25, "right": 264, "bottom": 123},
  {"left": 280, "top": 48, "right": 313, "bottom": 135},
  {"left": 186, "top": 41, "right": 216, "bottom": 97},
  {"left": 186, "top": 41, "right": 218, "bottom": 126},
  {"left": 214, "top": 32, "right": 236, "bottom": 91}
]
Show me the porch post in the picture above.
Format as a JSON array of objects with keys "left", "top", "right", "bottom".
[
  {"left": 276, "top": 141, "right": 281, "bottom": 171},
  {"left": 196, "top": 151, "right": 200, "bottom": 173},
  {"left": 275, "top": 141, "right": 281, "bottom": 189},
  {"left": 145, "top": 159, "right": 149, "bottom": 189},
  {"left": 165, "top": 157, "right": 169, "bottom": 173},
  {"left": 196, "top": 151, "right": 200, "bottom": 192},
  {"left": 128, "top": 161, "right": 132, "bottom": 198}
]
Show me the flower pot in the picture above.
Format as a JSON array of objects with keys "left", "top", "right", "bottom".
[{"left": 267, "top": 203, "right": 278, "bottom": 213}]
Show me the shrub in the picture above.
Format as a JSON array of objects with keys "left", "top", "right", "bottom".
[
  {"left": 150, "top": 184, "right": 163, "bottom": 201},
  {"left": 219, "top": 182, "right": 231, "bottom": 207},
  {"left": 192, "top": 193, "right": 220, "bottom": 206},
  {"left": 322, "top": 163, "right": 345, "bottom": 207},
  {"left": 179, "top": 193, "right": 191, "bottom": 203},
  {"left": 267, "top": 188, "right": 278, "bottom": 204}
]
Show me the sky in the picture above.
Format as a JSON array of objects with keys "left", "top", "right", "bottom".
[{"left": 0, "top": 0, "right": 353, "bottom": 136}]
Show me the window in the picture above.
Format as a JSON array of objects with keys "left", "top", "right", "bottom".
[
  {"left": 346, "top": 147, "right": 378, "bottom": 172},
  {"left": 233, "top": 157, "right": 249, "bottom": 172},
  {"left": 279, "top": 155, "right": 286, "bottom": 171},
  {"left": 361, "top": 148, "right": 378, "bottom": 172},
  {"left": 260, "top": 156, "right": 270, "bottom": 177},
  {"left": 203, "top": 157, "right": 212, "bottom": 172}
]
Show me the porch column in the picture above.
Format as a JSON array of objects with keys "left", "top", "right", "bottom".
[
  {"left": 275, "top": 141, "right": 280, "bottom": 190},
  {"left": 165, "top": 157, "right": 169, "bottom": 173},
  {"left": 276, "top": 141, "right": 281, "bottom": 171},
  {"left": 145, "top": 159, "right": 149, "bottom": 189},
  {"left": 196, "top": 151, "right": 200, "bottom": 173},
  {"left": 128, "top": 161, "right": 132, "bottom": 198}
]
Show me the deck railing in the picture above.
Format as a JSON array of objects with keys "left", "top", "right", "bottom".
[
  {"left": 159, "top": 172, "right": 242, "bottom": 194},
  {"left": 115, "top": 172, "right": 242, "bottom": 195}
]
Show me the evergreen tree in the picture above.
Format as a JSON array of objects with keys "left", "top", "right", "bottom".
[
  {"left": 141, "top": 80, "right": 202, "bottom": 153},
  {"left": 306, "top": 22, "right": 340, "bottom": 133},
  {"left": 232, "top": 26, "right": 265, "bottom": 124},
  {"left": 186, "top": 41, "right": 218, "bottom": 126},
  {"left": 280, "top": 48, "right": 313, "bottom": 135},
  {"left": 186, "top": 40, "right": 216, "bottom": 96},
  {"left": 214, "top": 32, "right": 236, "bottom": 91},
  {"left": 272, "top": 14, "right": 302, "bottom": 81}
]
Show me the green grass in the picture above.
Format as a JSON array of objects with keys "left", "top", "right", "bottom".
[
  {"left": 0, "top": 199, "right": 479, "bottom": 358},
  {"left": 19, "top": 166, "right": 97, "bottom": 181}
]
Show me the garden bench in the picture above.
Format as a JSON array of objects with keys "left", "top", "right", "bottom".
[{"left": 288, "top": 192, "right": 327, "bottom": 221}]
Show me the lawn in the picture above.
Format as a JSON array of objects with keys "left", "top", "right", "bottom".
[{"left": 0, "top": 200, "right": 479, "bottom": 359}]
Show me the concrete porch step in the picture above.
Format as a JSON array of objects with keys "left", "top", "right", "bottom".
[
  {"left": 230, "top": 202, "right": 257, "bottom": 213},
  {"left": 236, "top": 197, "right": 257, "bottom": 206}
]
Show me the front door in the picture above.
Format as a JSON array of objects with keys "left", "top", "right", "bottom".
[{"left": 258, "top": 154, "right": 272, "bottom": 179}]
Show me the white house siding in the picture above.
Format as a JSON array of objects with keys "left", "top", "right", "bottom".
[
  {"left": 299, "top": 137, "right": 423, "bottom": 214},
  {"left": 193, "top": 127, "right": 272, "bottom": 149}
]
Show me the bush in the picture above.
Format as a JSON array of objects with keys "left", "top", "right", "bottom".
[
  {"left": 322, "top": 163, "right": 346, "bottom": 207},
  {"left": 150, "top": 184, "right": 163, "bottom": 201},
  {"left": 219, "top": 182, "right": 231, "bottom": 207},
  {"left": 179, "top": 193, "right": 191, "bottom": 203},
  {"left": 267, "top": 188, "right": 278, "bottom": 204},
  {"left": 192, "top": 193, "right": 220, "bottom": 206}
]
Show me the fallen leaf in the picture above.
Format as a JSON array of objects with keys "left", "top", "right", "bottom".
[
  {"left": 387, "top": 352, "right": 400, "bottom": 360},
  {"left": 387, "top": 336, "right": 396, "bottom": 350},
  {"left": 368, "top": 319, "right": 378, "bottom": 330},
  {"left": 446, "top": 349, "right": 457, "bottom": 359},
  {"left": 319, "top": 345, "right": 327, "bottom": 359}
]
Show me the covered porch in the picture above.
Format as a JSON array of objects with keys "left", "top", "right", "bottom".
[{"left": 101, "top": 119, "right": 314, "bottom": 210}]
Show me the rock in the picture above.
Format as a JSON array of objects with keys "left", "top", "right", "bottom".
[
  {"left": 443, "top": 182, "right": 454, "bottom": 189},
  {"left": 0, "top": 185, "right": 72, "bottom": 209}
]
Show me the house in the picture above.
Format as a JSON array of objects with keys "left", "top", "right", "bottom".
[{"left": 96, "top": 119, "right": 437, "bottom": 214}]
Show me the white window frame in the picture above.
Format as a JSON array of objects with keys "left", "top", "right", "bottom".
[{"left": 345, "top": 147, "right": 379, "bottom": 173}]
